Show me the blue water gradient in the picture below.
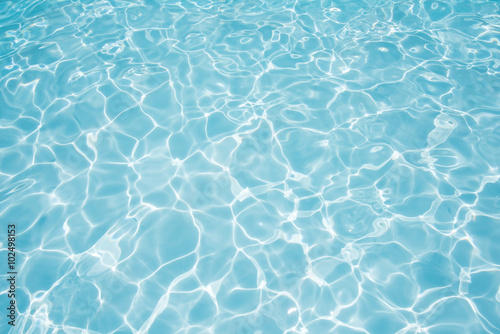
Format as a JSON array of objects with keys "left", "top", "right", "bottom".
[{"left": 1, "top": 0, "right": 500, "bottom": 333}]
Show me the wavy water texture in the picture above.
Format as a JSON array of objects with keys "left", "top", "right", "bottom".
[{"left": 1, "top": 0, "right": 500, "bottom": 333}]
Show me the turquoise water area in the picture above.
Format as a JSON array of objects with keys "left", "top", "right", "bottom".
[{"left": 1, "top": 0, "right": 500, "bottom": 333}]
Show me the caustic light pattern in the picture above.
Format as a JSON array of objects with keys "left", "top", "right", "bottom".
[{"left": 0, "top": 0, "right": 500, "bottom": 333}]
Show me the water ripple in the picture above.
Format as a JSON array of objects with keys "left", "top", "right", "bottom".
[{"left": 1, "top": 0, "right": 500, "bottom": 333}]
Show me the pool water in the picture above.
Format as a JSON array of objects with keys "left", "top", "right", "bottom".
[{"left": 1, "top": 0, "right": 500, "bottom": 333}]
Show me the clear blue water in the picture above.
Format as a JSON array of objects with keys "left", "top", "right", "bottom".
[{"left": 1, "top": 0, "right": 500, "bottom": 333}]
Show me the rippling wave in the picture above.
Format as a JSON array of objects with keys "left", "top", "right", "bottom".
[{"left": 1, "top": 0, "right": 500, "bottom": 333}]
